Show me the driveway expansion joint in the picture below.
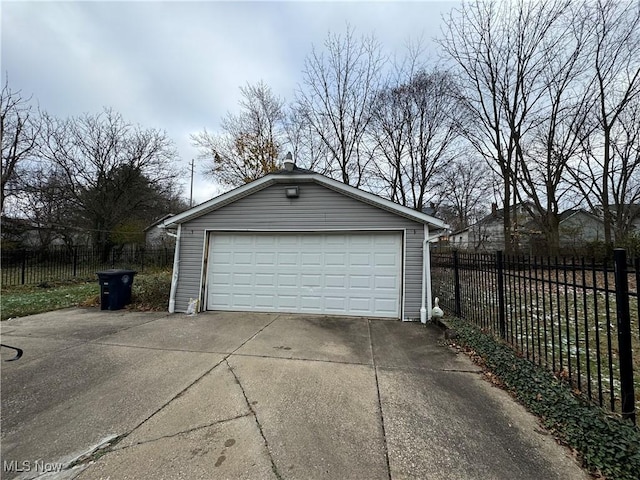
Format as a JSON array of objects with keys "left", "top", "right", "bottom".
[
  {"left": 88, "top": 341, "right": 230, "bottom": 354},
  {"left": 367, "top": 319, "right": 392, "bottom": 480},
  {"left": 440, "top": 368, "right": 484, "bottom": 373},
  {"left": 231, "top": 351, "right": 372, "bottom": 367}
]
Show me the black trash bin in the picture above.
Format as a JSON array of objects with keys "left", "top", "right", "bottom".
[{"left": 96, "top": 269, "right": 137, "bottom": 311}]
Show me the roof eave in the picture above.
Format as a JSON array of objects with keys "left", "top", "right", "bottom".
[{"left": 160, "top": 173, "right": 449, "bottom": 230}]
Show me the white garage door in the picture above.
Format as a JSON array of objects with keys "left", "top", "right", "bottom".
[{"left": 206, "top": 232, "right": 402, "bottom": 318}]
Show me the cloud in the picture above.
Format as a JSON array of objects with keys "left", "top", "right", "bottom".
[{"left": 2, "top": 0, "right": 458, "bottom": 204}]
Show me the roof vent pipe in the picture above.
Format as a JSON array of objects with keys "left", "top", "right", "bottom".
[{"left": 283, "top": 152, "right": 295, "bottom": 171}]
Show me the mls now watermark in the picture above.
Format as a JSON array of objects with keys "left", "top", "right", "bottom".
[{"left": 3, "top": 460, "right": 64, "bottom": 474}]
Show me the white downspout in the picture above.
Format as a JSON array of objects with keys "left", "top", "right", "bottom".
[
  {"left": 168, "top": 224, "right": 181, "bottom": 313},
  {"left": 425, "top": 235, "right": 433, "bottom": 321},
  {"left": 420, "top": 224, "right": 429, "bottom": 324}
]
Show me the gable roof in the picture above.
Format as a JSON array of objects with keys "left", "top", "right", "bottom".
[
  {"left": 559, "top": 209, "right": 604, "bottom": 224},
  {"left": 144, "top": 213, "right": 175, "bottom": 232},
  {"left": 160, "top": 172, "right": 448, "bottom": 230}
]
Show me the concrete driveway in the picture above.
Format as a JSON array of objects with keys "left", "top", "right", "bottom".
[{"left": 1, "top": 309, "right": 588, "bottom": 480}]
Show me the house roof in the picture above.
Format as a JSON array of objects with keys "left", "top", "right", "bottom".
[
  {"left": 144, "top": 213, "right": 175, "bottom": 232},
  {"left": 559, "top": 209, "right": 603, "bottom": 224},
  {"left": 160, "top": 171, "right": 449, "bottom": 230}
]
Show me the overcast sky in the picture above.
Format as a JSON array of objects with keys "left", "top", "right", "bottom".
[{"left": 2, "top": 0, "right": 458, "bottom": 204}]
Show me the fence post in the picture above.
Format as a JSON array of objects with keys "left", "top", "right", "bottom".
[
  {"left": 73, "top": 247, "right": 78, "bottom": 277},
  {"left": 453, "top": 250, "right": 462, "bottom": 317},
  {"left": 21, "top": 249, "right": 27, "bottom": 285},
  {"left": 613, "top": 248, "right": 636, "bottom": 423},
  {"left": 496, "top": 251, "right": 506, "bottom": 339}
]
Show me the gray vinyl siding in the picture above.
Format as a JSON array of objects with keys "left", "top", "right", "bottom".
[{"left": 175, "top": 181, "right": 425, "bottom": 319}]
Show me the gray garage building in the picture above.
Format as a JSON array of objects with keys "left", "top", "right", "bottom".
[{"left": 160, "top": 166, "right": 447, "bottom": 322}]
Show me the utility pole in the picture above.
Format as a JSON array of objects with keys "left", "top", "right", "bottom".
[{"left": 189, "top": 159, "right": 195, "bottom": 207}]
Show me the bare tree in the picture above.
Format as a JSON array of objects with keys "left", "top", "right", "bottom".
[
  {"left": 16, "top": 165, "right": 78, "bottom": 248},
  {"left": 295, "top": 25, "right": 385, "bottom": 187},
  {"left": 514, "top": 2, "right": 595, "bottom": 253},
  {"left": 609, "top": 95, "right": 640, "bottom": 240},
  {"left": 40, "top": 108, "right": 179, "bottom": 256},
  {"left": 369, "top": 79, "right": 410, "bottom": 205},
  {"left": 440, "top": 0, "right": 572, "bottom": 253},
  {"left": 283, "top": 104, "right": 329, "bottom": 173},
  {"left": 370, "top": 68, "right": 462, "bottom": 211},
  {"left": 569, "top": 0, "right": 640, "bottom": 245},
  {"left": 0, "top": 79, "right": 40, "bottom": 213},
  {"left": 438, "top": 155, "right": 494, "bottom": 232},
  {"left": 192, "top": 81, "right": 285, "bottom": 187}
]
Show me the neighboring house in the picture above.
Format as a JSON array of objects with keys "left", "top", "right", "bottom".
[
  {"left": 160, "top": 163, "right": 448, "bottom": 321},
  {"left": 466, "top": 203, "right": 536, "bottom": 252},
  {"left": 0, "top": 216, "right": 90, "bottom": 249},
  {"left": 449, "top": 227, "right": 469, "bottom": 249},
  {"left": 144, "top": 214, "right": 176, "bottom": 248},
  {"left": 558, "top": 209, "right": 605, "bottom": 249},
  {"left": 592, "top": 204, "right": 640, "bottom": 238}
]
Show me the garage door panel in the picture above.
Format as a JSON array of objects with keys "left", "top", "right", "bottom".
[
  {"left": 232, "top": 293, "right": 252, "bottom": 308},
  {"left": 207, "top": 232, "right": 401, "bottom": 318},
  {"left": 210, "top": 272, "right": 231, "bottom": 285},
  {"left": 278, "top": 295, "right": 298, "bottom": 309},
  {"left": 326, "top": 235, "right": 348, "bottom": 245},
  {"left": 349, "top": 252, "right": 371, "bottom": 267},
  {"left": 255, "top": 236, "right": 276, "bottom": 246},
  {"left": 301, "top": 274, "right": 321, "bottom": 287},
  {"left": 300, "top": 296, "right": 322, "bottom": 310},
  {"left": 231, "top": 273, "right": 252, "bottom": 286},
  {"left": 211, "top": 252, "right": 232, "bottom": 265},
  {"left": 255, "top": 252, "right": 275, "bottom": 265},
  {"left": 255, "top": 273, "right": 275, "bottom": 286},
  {"left": 325, "top": 275, "right": 347, "bottom": 288},
  {"left": 375, "top": 275, "right": 398, "bottom": 289},
  {"left": 211, "top": 292, "right": 230, "bottom": 304},
  {"left": 374, "top": 252, "right": 398, "bottom": 266},
  {"left": 350, "top": 235, "right": 373, "bottom": 245},
  {"left": 349, "top": 297, "right": 373, "bottom": 313},
  {"left": 255, "top": 294, "right": 276, "bottom": 309},
  {"left": 278, "top": 236, "right": 299, "bottom": 247},
  {"left": 325, "top": 296, "right": 347, "bottom": 311},
  {"left": 325, "top": 253, "right": 346, "bottom": 266},
  {"left": 277, "top": 273, "right": 298, "bottom": 287},
  {"left": 301, "top": 252, "right": 322, "bottom": 267},
  {"left": 233, "top": 252, "right": 252, "bottom": 265},
  {"left": 375, "top": 298, "right": 398, "bottom": 314},
  {"left": 278, "top": 253, "right": 299, "bottom": 266},
  {"left": 349, "top": 275, "right": 371, "bottom": 289}
]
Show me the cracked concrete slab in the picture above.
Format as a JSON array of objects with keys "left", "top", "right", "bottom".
[
  {"left": 1, "top": 308, "right": 163, "bottom": 341},
  {"left": 2, "top": 309, "right": 592, "bottom": 480},
  {"left": 377, "top": 367, "right": 588, "bottom": 480},
  {"left": 120, "top": 361, "right": 250, "bottom": 448},
  {"left": 95, "top": 311, "right": 277, "bottom": 352},
  {"left": 370, "top": 320, "right": 482, "bottom": 372},
  {"left": 0, "top": 336, "right": 83, "bottom": 364},
  {"left": 228, "top": 355, "right": 388, "bottom": 480},
  {"left": 236, "top": 315, "right": 373, "bottom": 364},
  {"left": 75, "top": 415, "right": 277, "bottom": 480},
  {"left": 1, "top": 341, "right": 223, "bottom": 480}
]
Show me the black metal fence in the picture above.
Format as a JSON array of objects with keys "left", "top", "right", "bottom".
[
  {"left": 431, "top": 249, "right": 639, "bottom": 425},
  {"left": 1, "top": 246, "right": 175, "bottom": 286}
]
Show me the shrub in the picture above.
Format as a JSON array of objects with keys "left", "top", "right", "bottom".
[{"left": 129, "top": 270, "right": 172, "bottom": 311}]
